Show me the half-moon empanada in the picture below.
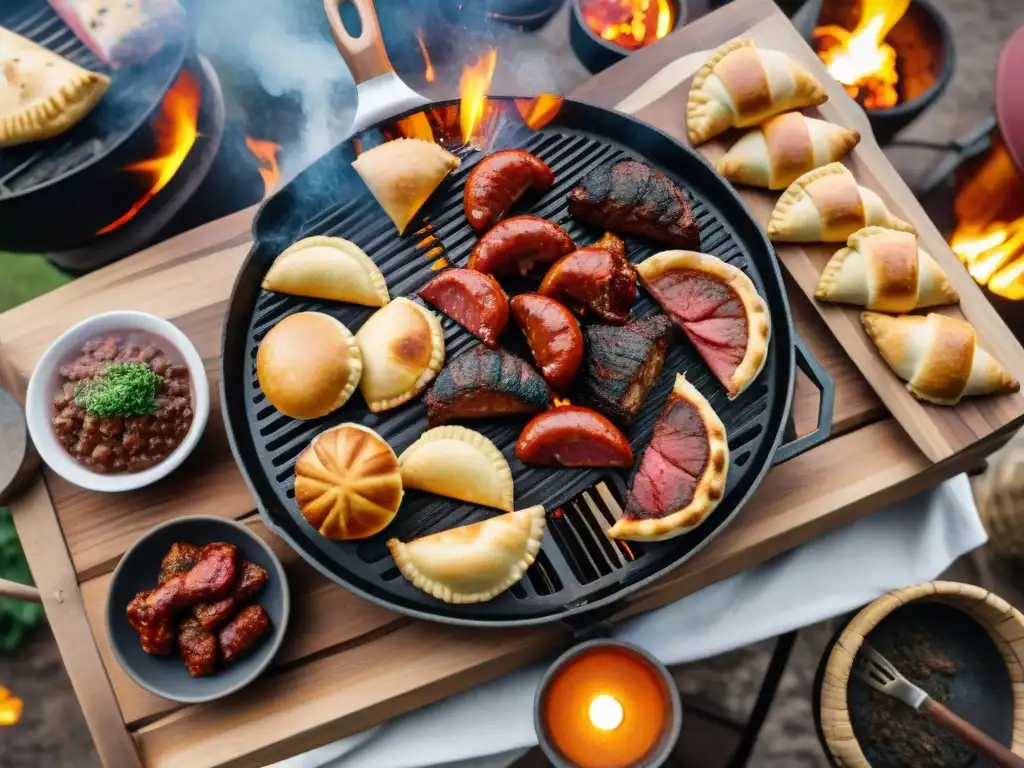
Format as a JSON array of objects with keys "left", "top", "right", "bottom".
[
  {"left": 387, "top": 505, "right": 546, "bottom": 604},
  {"left": 355, "top": 298, "right": 445, "bottom": 412},
  {"left": 399, "top": 426, "right": 514, "bottom": 512},
  {"left": 717, "top": 113, "right": 860, "bottom": 190},
  {"left": 295, "top": 423, "right": 404, "bottom": 540},
  {"left": 861, "top": 311, "right": 1019, "bottom": 405},
  {"left": 352, "top": 138, "right": 461, "bottom": 234},
  {"left": 0, "top": 26, "right": 110, "bottom": 147},
  {"left": 816, "top": 227, "right": 959, "bottom": 312},
  {"left": 262, "top": 236, "right": 389, "bottom": 307},
  {"left": 767, "top": 163, "right": 915, "bottom": 243},
  {"left": 687, "top": 38, "right": 827, "bottom": 146}
]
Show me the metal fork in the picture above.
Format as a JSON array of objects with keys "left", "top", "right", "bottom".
[{"left": 855, "top": 643, "right": 1024, "bottom": 768}]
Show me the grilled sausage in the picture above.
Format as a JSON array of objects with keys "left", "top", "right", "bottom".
[
  {"left": 539, "top": 233, "right": 637, "bottom": 325},
  {"left": 419, "top": 268, "right": 510, "bottom": 347},
  {"left": 516, "top": 406, "right": 633, "bottom": 468},
  {"left": 464, "top": 149, "right": 555, "bottom": 232},
  {"left": 509, "top": 293, "right": 583, "bottom": 391},
  {"left": 468, "top": 216, "right": 574, "bottom": 276},
  {"left": 218, "top": 605, "right": 271, "bottom": 663}
]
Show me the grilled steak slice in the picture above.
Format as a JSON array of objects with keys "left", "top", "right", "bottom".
[
  {"left": 568, "top": 160, "right": 699, "bottom": 248},
  {"left": 574, "top": 315, "right": 673, "bottom": 430},
  {"left": 424, "top": 346, "right": 552, "bottom": 426}
]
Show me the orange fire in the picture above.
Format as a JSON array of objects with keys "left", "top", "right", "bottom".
[
  {"left": 244, "top": 136, "right": 282, "bottom": 198},
  {"left": 553, "top": 396, "right": 572, "bottom": 407},
  {"left": 98, "top": 71, "right": 201, "bottom": 235},
  {"left": 416, "top": 28, "right": 435, "bottom": 83},
  {"left": 582, "top": 0, "right": 674, "bottom": 52},
  {"left": 460, "top": 48, "right": 497, "bottom": 145},
  {"left": 950, "top": 140, "right": 1024, "bottom": 301},
  {"left": 0, "top": 686, "right": 23, "bottom": 727},
  {"left": 814, "top": 0, "right": 910, "bottom": 109},
  {"left": 515, "top": 94, "right": 565, "bottom": 131}
]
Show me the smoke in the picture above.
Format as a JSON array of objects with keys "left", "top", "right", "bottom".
[{"left": 192, "top": 0, "right": 357, "bottom": 177}]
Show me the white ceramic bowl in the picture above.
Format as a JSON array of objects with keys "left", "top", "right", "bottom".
[{"left": 25, "top": 311, "right": 210, "bottom": 493}]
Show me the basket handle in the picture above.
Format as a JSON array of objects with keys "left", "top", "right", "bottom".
[
  {"left": 773, "top": 333, "right": 835, "bottom": 465},
  {"left": 324, "top": 0, "right": 394, "bottom": 85}
]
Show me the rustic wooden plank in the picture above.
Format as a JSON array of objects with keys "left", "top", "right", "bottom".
[
  {"left": 571, "top": 0, "right": 1024, "bottom": 463},
  {"left": 80, "top": 516, "right": 404, "bottom": 728}
]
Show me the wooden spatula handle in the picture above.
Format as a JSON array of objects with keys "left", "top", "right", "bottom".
[
  {"left": 921, "top": 698, "right": 1024, "bottom": 768},
  {"left": 323, "top": 0, "right": 394, "bottom": 85}
]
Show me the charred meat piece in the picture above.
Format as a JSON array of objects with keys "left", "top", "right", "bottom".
[
  {"left": 158, "top": 542, "right": 201, "bottom": 584},
  {"left": 126, "top": 592, "right": 175, "bottom": 655},
  {"left": 568, "top": 160, "right": 699, "bottom": 248},
  {"left": 468, "top": 216, "right": 575, "bottom": 276},
  {"left": 509, "top": 293, "right": 583, "bottom": 391},
  {"left": 218, "top": 605, "right": 272, "bottom": 663},
  {"left": 178, "top": 617, "right": 217, "bottom": 677},
  {"left": 193, "top": 560, "right": 270, "bottom": 632},
  {"left": 424, "top": 346, "right": 551, "bottom": 426},
  {"left": 574, "top": 316, "right": 673, "bottom": 430},
  {"left": 538, "top": 232, "right": 637, "bottom": 324},
  {"left": 516, "top": 406, "right": 633, "bottom": 468},
  {"left": 418, "top": 268, "right": 509, "bottom": 348},
  {"left": 464, "top": 149, "right": 555, "bottom": 231},
  {"left": 127, "top": 542, "right": 238, "bottom": 628}
]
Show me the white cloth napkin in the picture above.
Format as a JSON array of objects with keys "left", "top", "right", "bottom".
[{"left": 272, "top": 473, "right": 986, "bottom": 768}]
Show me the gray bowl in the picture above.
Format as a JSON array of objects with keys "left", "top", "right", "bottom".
[{"left": 105, "top": 515, "right": 290, "bottom": 703}]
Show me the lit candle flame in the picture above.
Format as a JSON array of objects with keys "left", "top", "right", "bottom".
[{"left": 589, "top": 694, "right": 624, "bottom": 731}]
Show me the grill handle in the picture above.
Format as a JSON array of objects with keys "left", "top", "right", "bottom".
[
  {"left": 772, "top": 333, "right": 834, "bottom": 465},
  {"left": 324, "top": 0, "right": 430, "bottom": 136}
]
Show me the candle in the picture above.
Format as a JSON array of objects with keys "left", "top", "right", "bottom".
[{"left": 535, "top": 640, "right": 681, "bottom": 768}]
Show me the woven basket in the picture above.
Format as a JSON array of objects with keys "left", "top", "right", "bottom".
[
  {"left": 820, "top": 581, "right": 1024, "bottom": 767},
  {"left": 975, "top": 431, "right": 1024, "bottom": 560}
]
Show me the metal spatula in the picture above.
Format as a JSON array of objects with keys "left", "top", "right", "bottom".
[{"left": 855, "top": 643, "right": 1024, "bottom": 768}]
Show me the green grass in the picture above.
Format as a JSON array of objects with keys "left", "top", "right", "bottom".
[{"left": 0, "top": 251, "right": 71, "bottom": 313}]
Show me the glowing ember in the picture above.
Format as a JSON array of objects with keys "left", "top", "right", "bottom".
[
  {"left": 0, "top": 686, "right": 23, "bottom": 727},
  {"left": 396, "top": 112, "right": 435, "bottom": 143},
  {"left": 949, "top": 140, "right": 1024, "bottom": 300},
  {"left": 98, "top": 71, "right": 201, "bottom": 235},
  {"left": 515, "top": 94, "right": 565, "bottom": 131},
  {"left": 814, "top": 0, "right": 910, "bottom": 109},
  {"left": 553, "top": 396, "right": 572, "bottom": 407},
  {"left": 416, "top": 28, "right": 435, "bottom": 83},
  {"left": 582, "top": 0, "right": 674, "bottom": 52},
  {"left": 460, "top": 48, "right": 497, "bottom": 145},
  {"left": 244, "top": 136, "right": 281, "bottom": 198}
]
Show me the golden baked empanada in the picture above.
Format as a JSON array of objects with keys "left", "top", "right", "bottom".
[
  {"left": 352, "top": 138, "right": 461, "bottom": 234},
  {"left": 687, "top": 38, "right": 827, "bottom": 146},
  {"left": 399, "top": 426, "right": 513, "bottom": 512},
  {"left": 861, "top": 312, "right": 1019, "bottom": 406},
  {"left": 295, "top": 423, "right": 404, "bottom": 540},
  {"left": 767, "top": 163, "right": 914, "bottom": 243},
  {"left": 816, "top": 227, "right": 959, "bottom": 312},
  {"left": 355, "top": 298, "right": 445, "bottom": 412},
  {"left": 717, "top": 113, "right": 860, "bottom": 190},
  {"left": 0, "top": 26, "right": 110, "bottom": 147},
  {"left": 387, "top": 505, "right": 546, "bottom": 604},
  {"left": 262, "top": 236, "right": 389, "bottom": 307}
]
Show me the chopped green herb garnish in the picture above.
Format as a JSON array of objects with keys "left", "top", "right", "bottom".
[{"left": 75, "top": 362, "right": 162, "bottom": 418}]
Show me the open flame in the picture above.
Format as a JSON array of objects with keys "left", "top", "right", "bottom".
[
  {"left": 950, "top": 140, "right": 1024, "bottom": 301},
  {"left": 814, "top": 0, "right": 910, "bottom": 109},
  {"left": 97, "top": 71, "right": 201, "bottom": 235},
  {"left": 0, "top": 686, "right": 23, "bottom": 727},
  {"left": 416, "top": 28, "right": 435, "bottom": 83},
  {"left": 460, "top": 48, "right": 497, "bottom": 145},
  {"left": 582, "top": 0, "right": 674, "bottom": 51},
  {"left": 244, "top": 136, "right": 282, "bottom": 198},
  {"left": 515, "top": 94, "right": 564, "bottom": 131}
]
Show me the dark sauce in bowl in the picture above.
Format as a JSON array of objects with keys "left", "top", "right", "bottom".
[{"left": 51, "top": 334, "right": 193, "bottom": 473}]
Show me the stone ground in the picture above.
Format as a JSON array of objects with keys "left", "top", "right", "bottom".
[{"left": 4, "top": 1, "right": 1024, "bottom": 766}]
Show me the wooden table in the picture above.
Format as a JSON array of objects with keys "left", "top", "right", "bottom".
[{"left": 1, "top": 1, "right": 1020, "bottom": 766}]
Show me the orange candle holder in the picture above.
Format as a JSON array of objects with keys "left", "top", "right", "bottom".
[{"left": 534, "top": 639, "right": 681, "bottom": 768}]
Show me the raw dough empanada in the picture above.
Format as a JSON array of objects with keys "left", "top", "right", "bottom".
[
  {"left": 399, "top": 426, "right": 514, "bottom": 512},
  {"left": 387, "top": 505, "right": 546, "bottom": 604},
  {"left": 861, "top": 311, "right": 1019, "bottom": 405},
  {"left": 352, "top": 138, "right": 461, "bottom": 234},
  {"left": 687, "top": 38, "right": 827, "bottom": 146},
  {"left": 767, "top": 163, "right": 915, "bottom": 243},
  {"left": 717, "top": 113, "right": 860, "bottom": 190},
  {"left": 262, "top": 236, "right": 389, "bottom": 307},
  {"left": 816, "top": 226, "right": 959, "bottom": 312},
  {"left": 0, "top": 26, "right": 110, "bottom": 147},
  {"left": 355, "top": 298, "right": 445, "bottom": 412}
]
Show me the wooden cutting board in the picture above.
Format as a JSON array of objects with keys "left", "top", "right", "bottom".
[
  {"left": 571, "top": 0, "right": 1024, "bottom": 463},
  {"left": 0, "top": 1, "right": 1020, "bottom": 766}
]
